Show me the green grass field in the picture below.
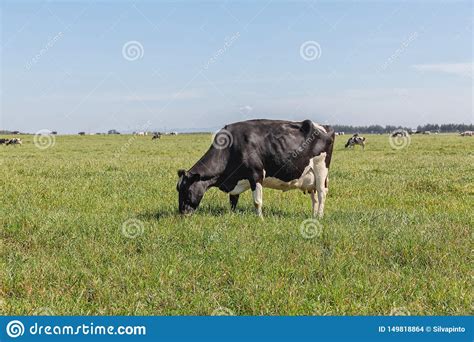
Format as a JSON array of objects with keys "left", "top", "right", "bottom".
[{"left": 1, "top": 133, "right": 472, "bottom": 315}]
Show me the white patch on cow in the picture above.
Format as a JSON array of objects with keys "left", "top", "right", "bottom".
[
  {"left": 261, "top": 152, "right": 327, "bottom": 193},
  {"left": 229, "top": 179, "right": 251, "bottom": 195},
  {"left": 228, "top": 151, "right": 329, "bottom": 217}
]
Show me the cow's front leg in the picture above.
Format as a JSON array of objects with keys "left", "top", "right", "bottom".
[{"left": 229, "top": 194, "right": 239, "bottom": 211}]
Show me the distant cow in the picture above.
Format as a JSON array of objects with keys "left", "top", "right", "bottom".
[
  {"left": 6, "top": 138, "right": 22, "bottom": 145},
  {"left": 423, "top": 131, "right": 431, "bottom": 135},
  {"left": 177, "top": 119, "right": 335, "bottom": 218},
  {"left": 460, "top": 131, "right": 473, "bottom": 136},
  {"left": 78, "top": 132, "right": 85, "bottom": 136},
  {"left": 152, "top": 133, "right": 161, "bottom": 140},
  {"left": 391, "top": 130, "right": 408, "bottom": 137},
  {"left": 345, "top": 134, "right": 366, "bottom": 149}
]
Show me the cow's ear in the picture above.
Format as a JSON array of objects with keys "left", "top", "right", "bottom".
[{"left": 177, "top": 169, "right": 186, "bottom": 177}]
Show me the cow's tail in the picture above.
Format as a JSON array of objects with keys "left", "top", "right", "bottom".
[
  {"left": 323, "top": 125, "right": 335, "bottom": 165},
  {"left": 324, "top": 125, "right": 335, "bottom": 141}
]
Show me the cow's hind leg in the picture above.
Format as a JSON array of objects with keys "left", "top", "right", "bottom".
[
  {"left": 314, "top": 156, "right": 329, "bottom": 218},
  {"left": 229, "top": 194, "right": 239, "bottom": 211},
  {"left": 249, "top": 172, "right": 264, "bottom": 218},
  {"left": 252, "top": 183, "right": 263, "bottom": 218},
  {"left": 310, "top": 190, "right": 317, "bottom": 218}
]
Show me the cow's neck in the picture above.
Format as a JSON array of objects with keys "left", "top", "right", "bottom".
[{"left": 188, "top": 147, "right": 228, "bottom": 188}]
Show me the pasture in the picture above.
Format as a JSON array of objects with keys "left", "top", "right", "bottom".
[{"left": 1, "top": 133, "right": 472, "bottom": 315}]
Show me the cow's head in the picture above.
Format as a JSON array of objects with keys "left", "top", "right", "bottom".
[{"left": 176, "top": 169, "right": 206, "bottom": 215}]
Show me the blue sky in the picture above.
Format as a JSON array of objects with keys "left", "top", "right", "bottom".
[{"left": 1, "top": 0, "right": 472, "bottom": 133}]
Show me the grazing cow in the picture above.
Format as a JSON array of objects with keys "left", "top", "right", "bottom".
[
  {"left": 152, "top": 133, "right": 161, "bottom": 140},
  {"left": 345, "top": 134, "right": 366, "bottom": 149},
  {"left": 391, "top": 130, "right": 408, "bottom": 137},
  {"left": 0, "top": 138, "right": 9, "bottom": 145},
  {"left": 176, "top": 119, "right": 335, "bottom": 218},
  {"left": 6, "top": 138, "right": 22, "bottom": 145},
  {"left": 460, "top": 131, "right": 473, "bottom": 136}
]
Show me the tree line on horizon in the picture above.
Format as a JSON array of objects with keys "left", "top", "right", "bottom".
[{"left": 330, "top": 123, "right": 474, "bottom": 134}]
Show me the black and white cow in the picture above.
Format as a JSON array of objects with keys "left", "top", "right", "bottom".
[
  {"left": 391, "top": 130, "right": 408, "bottom": 137},
  {"left": 0, "top": 138, "right": 9, "bottom": 145},
  {"left": 6, "top": 138, "right": 22, "bottom": 146},
  {"left": 345, "top": 134, "right": 365, "bottom": 149},
  {"left": 177, "top": 119, "right": 335, "bottom": 218}
]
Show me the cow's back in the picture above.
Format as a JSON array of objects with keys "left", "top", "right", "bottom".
[{"left": 223, "top": 119, "right": 334, "bottom": 183}]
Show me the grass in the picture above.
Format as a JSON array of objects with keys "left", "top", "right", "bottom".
[{"left": 1, "top": 133, "right": 473, "bottom": 315}]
